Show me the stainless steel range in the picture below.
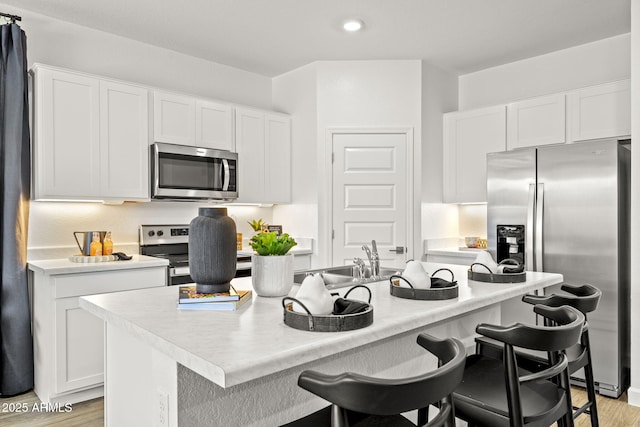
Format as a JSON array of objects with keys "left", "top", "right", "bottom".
[{"left": 139, "top": 224, "right": 252, "bottom": 286}]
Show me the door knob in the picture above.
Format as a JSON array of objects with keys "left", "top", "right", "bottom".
[{"left": 389, "top": 246, "right": 405, "bottom": 254}]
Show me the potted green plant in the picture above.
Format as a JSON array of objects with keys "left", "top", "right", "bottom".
[{"left": 249, "top": 231, "right": 297, "bottom": 297}]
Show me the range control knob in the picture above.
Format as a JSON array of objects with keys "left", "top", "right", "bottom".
[
  {"left": 148, "top": 230, "right": 155, "bottom": 237},
  {"left": 157, "top": 230, "right": 164, "bottom": 237}
]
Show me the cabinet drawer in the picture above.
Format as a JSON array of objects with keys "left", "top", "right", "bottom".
[{"left": 53, "top": 267, "right": 166, "bottom": 298}]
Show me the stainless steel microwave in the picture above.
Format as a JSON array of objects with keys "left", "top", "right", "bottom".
[{"left": 150, "top": 143, "right": 238, "bottom": 201}]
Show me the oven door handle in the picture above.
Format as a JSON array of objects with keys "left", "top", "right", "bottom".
[
  {"left": 222, "top": 159, "right": 230, "bottom": 191},
  {"left": 170, "top": 266, "right": 191, "bottom": 277}
]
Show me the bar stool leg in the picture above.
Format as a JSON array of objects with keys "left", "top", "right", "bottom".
[
  {"left": 582, "top": 332, "right": 599, "bottom": 426},
  {"left": 417, "top": 406, "right": 428, "bottom": 426},
  {"left": 331, "top": 404, "right": 349, "bottom": 427}
]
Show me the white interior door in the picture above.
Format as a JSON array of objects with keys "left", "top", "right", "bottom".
[{"left": 332, "top": 132, "right": 409, "bottom": 269}]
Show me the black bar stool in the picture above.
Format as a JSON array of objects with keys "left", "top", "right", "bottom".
[
  {"left": 522, "top": 284, "right": 601, "bottom": 426},
  {"left": 452, "top": 304, "right": 585, "bottom": 427},
  {"left": 476, "top": 283, "right": 601, "bottom": 426},
  {"left": 282, "top": 333, "right": 466, "bottom": 427}
]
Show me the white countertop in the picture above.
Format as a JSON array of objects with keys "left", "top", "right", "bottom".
[
  {"left": 80, "top": 262, "right": 562, "bottom": 389},
  {"left": 28, "top": 254, "right": 169, "bottom": 274},
  {"left": 426, "top": 247, "right": 484, "bottom": 258},
  {"left": 237, "top": 246, "right": 312, "bottom": 256}
]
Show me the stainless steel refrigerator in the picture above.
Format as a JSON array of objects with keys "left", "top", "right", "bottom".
[{"left": 487, "top": 138, "right": 630, "bottom": 398}]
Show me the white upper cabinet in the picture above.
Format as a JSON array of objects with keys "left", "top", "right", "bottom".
[
  {"left": 235, "top": 107, "right": 291, "bottom": 204},
  {"left": 235, "top": 108, "right": 264, "bottom": 203},
  {"left": 195, "top": 99, "right": 233, "bottom": 151},
  {"left": 152, "top": 91, "right": 234, "bottom": 151},
  {"left": 99, "top": 81, "right": 149, "bottom": 200},
  {"left": 264, "top": 113, "right": 292, "bottom": 204},
  {"left": 507, "top": 93, "right": 566, "bottom": 150},
  {"left": 152, "top": 91, "right": 196, "bottom": 145},
  {"left": 33, "top": 65, "right": 149, "bottom": 201},
  {"left": 443, "top": 105, "right": 507, "bottom": 203},
  {"left": 35, "top": 67, "right": 101, "bottom": 199},
  {"left": 569, "top": 80, "right": 631, "bottom": 142}
]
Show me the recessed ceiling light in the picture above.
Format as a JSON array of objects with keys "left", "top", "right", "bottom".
[{"left": 343, "top": 19, "right": 364, "bottom": 32}]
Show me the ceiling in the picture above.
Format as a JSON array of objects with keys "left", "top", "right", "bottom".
[{"left": 2, "top": 0, "right": 631, "bottom": 77}]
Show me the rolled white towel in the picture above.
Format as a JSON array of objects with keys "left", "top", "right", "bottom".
[
  {"left": 471, "top": 251, "right": 498, "bottom": 273},
  {"left": 402, "top": 260, "right": 431, "bottom": 289},
  {"left": 292, "top": 274, "right": 334, "bottom": 315}
]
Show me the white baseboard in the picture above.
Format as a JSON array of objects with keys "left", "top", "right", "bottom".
[{"left": 628, "top": 386, "right": 640, "bottom": 407}]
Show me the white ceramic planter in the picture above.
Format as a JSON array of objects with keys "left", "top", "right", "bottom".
[{"left": 251, "top": 253, "right": 294, "bottom": 297}]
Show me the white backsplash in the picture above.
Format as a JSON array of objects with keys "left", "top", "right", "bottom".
[{"left": 27, "top": 201, "right": 276, "bottom": 261}]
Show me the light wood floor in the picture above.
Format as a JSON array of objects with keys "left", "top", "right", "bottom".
[
  {"left": 0, "top": 391, "right": 103, "bottom": 427},
  {"left": 1, "top": 387, "right": 639, "bottom": 426},
  {"left": 569, "top": 388, "right": 640, "bottom": 427}
]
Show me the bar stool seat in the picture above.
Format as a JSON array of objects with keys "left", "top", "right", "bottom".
[
  {"left": 452, "top": 304, "right": 585, "bottom": 427},
  {"left": 475, "top": 283, "right": 601, "bottom": 426},
  {"left": 282, "top": 333, "right": 466, "bottom": 427}
]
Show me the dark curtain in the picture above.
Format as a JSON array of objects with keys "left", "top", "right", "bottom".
[{"left": 0, "top": 23, "right": 32, "bottom": 396}]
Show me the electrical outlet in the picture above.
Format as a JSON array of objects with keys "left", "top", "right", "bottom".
[{"left": 157, "top": 390, "right": 169, "bottom": 426}]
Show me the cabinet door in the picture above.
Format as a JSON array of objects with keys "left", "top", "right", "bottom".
[
  {"left": 195, "top": 100, "right": 233, "bottom": 151},
  {"left": 507, "top": 93, "right": 566, "bottom": 150},
  {"left": 55, "top": 297, "right": 104, "bottom": 394},
  {"left": 35, "top": 68, "right": 100, "bottom": 199},
  {"left": 264, "top": 114, "right": 291, "bottom": 203},
  {"left": 443, "top": 105, "right": 507, "bottom": 203},
  {"left": 569, "top": 80, "right": 631, "bottom": 142},
  {"left": 235, "top": 108, "right": 265, "bottom": 203},
  {"left": 100, "top": 81, "right": 149, "bottom": 200},
  {"left": 153, "top": 91, "right": 195, "bottom": 145}
]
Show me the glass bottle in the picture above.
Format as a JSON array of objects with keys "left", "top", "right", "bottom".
[
  {"left": 89, "top": 232, "right": 103, "bottom": 256},
  {"left": 103, "top": 231, "right": 113, "bottom": 255}
]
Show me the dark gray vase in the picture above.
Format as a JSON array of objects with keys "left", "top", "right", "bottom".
[{"left": 189, "top": 207, "right": 237, "bottom": 293}]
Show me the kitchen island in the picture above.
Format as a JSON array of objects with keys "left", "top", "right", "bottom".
[{"left": 79, "top": 262, "right": 562, "bottom": 426}]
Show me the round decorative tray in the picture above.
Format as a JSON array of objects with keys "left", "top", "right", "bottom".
[
  {"left": 282, "top": 285, "right": 373, "bottom": 332},
  {"left": 467, "top": 263, "right": 526, "bottom": 283},
  {"left": 69, "top": 255, "right": 117, "bottom": 263},
  {"left": 389, "top": 268, "right": 458, "bottom": 300}
]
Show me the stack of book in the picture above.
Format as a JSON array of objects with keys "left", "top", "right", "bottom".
[{"left": 177, "top": 285, "right": 252, "bottom": 311}]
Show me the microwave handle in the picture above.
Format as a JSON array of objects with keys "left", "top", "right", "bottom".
[{"left": 222, "top": 159, "right": 230, "bottom": 191}]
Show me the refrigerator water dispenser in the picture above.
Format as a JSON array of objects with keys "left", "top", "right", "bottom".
[{"left": 496, "top": 225, "right": 525, "bottom": 265}]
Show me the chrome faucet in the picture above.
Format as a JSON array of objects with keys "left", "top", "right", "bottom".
[
  {"left": 352, "top": 257, "right": 366, "bottom": 280},
  {"left": 362, "top": 240, "right": 380, "bottom": 279}
]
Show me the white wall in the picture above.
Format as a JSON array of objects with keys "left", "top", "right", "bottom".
[
  {"left": 628, "top": 1, "right": 640, "bottom": 408},
  {"left": 272, "top": 63, "right": 320, "bottom": 264},
  {"left": 459, "top": 33, "right": 631, "bottom": 110},
  {"left": 272, "top": 60, "right": 423, "bottom": 266},
  {"left": 27, "top": 202, "right": 273, "bottom": 259},
  {"left": 9, "top": 4, "right": 272, "bottom": 107},
  {"left": 419, "top": 62, "right": 459, "bottom": 243},
  {"left": 316, "top": 60, "right": 423, "bottom": 264},
  {"left": 421, "top": 62, "right": 458, "bottom": 203},
  {"left": 2, "top": 4, "right": 278, "bottom": 257},
  {"left": 455, "top": 33, "right": 631, "bottom": 246}
]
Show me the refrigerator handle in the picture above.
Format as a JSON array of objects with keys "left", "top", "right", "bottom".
[
  {"left": 536, "top": 183, "right": 544, "bottom": 272},
  {"left": 527, "top": 184, "right": 536, "bottom": 271}
]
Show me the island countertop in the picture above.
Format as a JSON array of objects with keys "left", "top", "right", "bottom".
[{"left": 79, "top": 262, "right": 562, "bottom": 390}]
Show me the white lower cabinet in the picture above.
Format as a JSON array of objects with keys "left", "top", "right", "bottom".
[
  {"left": 30, "top": 265, "right": 167, "bottom": 404},
  {"left": 54, "top": 297, "right": 105, "bottom": 394}
]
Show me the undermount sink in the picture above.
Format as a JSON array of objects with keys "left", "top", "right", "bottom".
[{"left": 294, "top": 265, "right": 401, "bottom": 290}]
